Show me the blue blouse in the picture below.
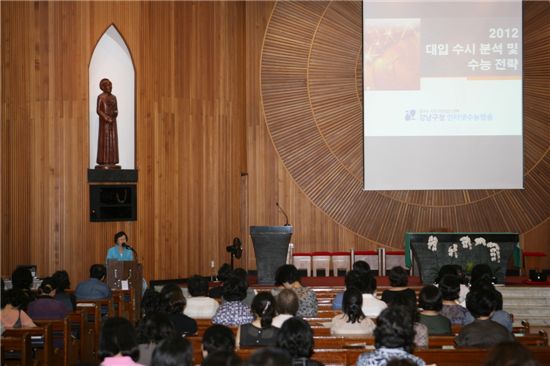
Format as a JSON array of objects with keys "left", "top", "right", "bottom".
[{"left": 106, "top": 245, "right": 134, "bottom": 262}]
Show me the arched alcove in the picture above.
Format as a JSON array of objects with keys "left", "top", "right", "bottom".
[{"left": 89, "top": 24, "right": 135, "bottom": 169}]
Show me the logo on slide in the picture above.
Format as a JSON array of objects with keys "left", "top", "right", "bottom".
[{"left": 405, "top": 110, "right": 416, "bottom": 121}]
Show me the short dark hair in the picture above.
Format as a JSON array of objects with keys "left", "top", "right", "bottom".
[
  {"left": 99, "top": 317, "right": 139, "bottom": 362},
  {"left": 151, "top": 336, "right": 192, "bottom": 366},
  {"left": 419, "top": 285, "right": 443, "bottom": 311},
  {"left": 1, "top": 289, "right": 27, "bottom": 309},
  {"left": 202, "top": 324, "right": 236, "bottom": 355},
  {"left": 52, "top": 270, "right": 71, "bottom": 292},
  {"left": 435, "top": 264, "right": 462, "bottom": 284},
  {"left": 275, "top": 289, "right": 299, "bottom": 316},
  {"left": 232, "top": 268, "right": 248, "bottom": 280},
  {"left": 438, "top": 274, "right": 460, "bottom": 301},
  {"left": 246, "top": 347, "right": 291, "bottom": 366},
  {"left": 136, "top": 313, "right": 175, "bottom": 344},
  {"left": 276, "top": 317, "right": 314, "bottom": 358},
  {"left": 188, "top": 275, "right": 209, "bottom": 297},
  {"left": 484, "top": 341, "right": 539, "bottom": 366},
  {"left": 114, "top": 231, "right": 128, "bottom": 244},
  {"left": 11, "top": 268, "right": 33, "bottom": 289},
  {"left": 141, "top": 288, "right": 164, "bottom": 318},
  {"left": 469, "top": 282, "right": 503, "bottom": 310},
  {"left": 374, "top": 306, "right": 416, "bottom": 353},
  {"left": 222, "top": 275, "right": 248, "bottom": 302},
  {"left": 160, "top": 283, "right": 186, "bottom": 314},
  {"left": 352, "top": 260, "right": 371, "bottom": 275},
  {"left": 90, "top": 264, "right": 107, "bottom": 280},
  {"left": 38, "top": 277, "right": 56, "bottom": 295},
  {"left": 363, "top": 272, "right": 377, "bottom": 294},
  {"left": 251, "top": 292, "right": 276, "bottom": 328},
  {"left": 343, "top": 288, "right": 365, "bottom": 324},
  {"left": 389, "top": 266, "right": 409, "bottom": 287},
  {"left": 201, "top": 351, "right": 242, "bottom": 366},
  {"left": 217, "top": 264, "right": 233, "bottom": 282},
  {"left": 470, "top": 264, "right": 495, "bottom": 286},
  {"left": 274, "top": 265, "right": 300, "bottom": 286},
  {"left": 466, "top": 288, "right": 498, "bottom": 318}
]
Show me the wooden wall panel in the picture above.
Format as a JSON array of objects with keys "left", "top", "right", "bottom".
[
  {"left": 247, "top": 1, "right": 549, "bottom": 269},
  {"left": 1, "top": 1, "right": 246, "bottom": 283},
  {"left": 2, "top": 1, "right": 548, "bottom": 283}
]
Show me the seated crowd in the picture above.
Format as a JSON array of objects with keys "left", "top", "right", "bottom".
[{"left": 0, "top": 262, "right": 540, "bottom": 366}]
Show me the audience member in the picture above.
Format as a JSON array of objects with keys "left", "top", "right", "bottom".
[
  {"left": 360, "top": 272, "right": 387, "bottom": 317},
  {"left": 332, "top": 261, "right": 371, "bottom": 310},
  {"left": 141, "top": 288, "right": 164, "bottom": 318},
  {"left": 455, "top": 288, "right": 514, "bottom": 348},
  {"left": 201, "top": 351, "right": 242, "bottom": 366},
  {"left": 272, "top": 289, "right": 299, "bottom": 328},
  {"left": 212, "top": 275, "right": 254, "bottom": 326},
  {"left": 418, "top": 285, "right": 452, "bottom": 335},
  {"left": 160, "top": 283, "right": 197, "bottom": 336},
  {"left": 272, "top": 265, "right": 318, "bottom": 317},
  {"left": 27, "top": 277, "right": 69, "bottom": 320},
  {"left": 232, "top": 268, "right": 257, "bottom": 306},
  {"left": 245, "top": 347, "right": 292, "bottom": 366},
  {"left": 185, "top": 275, "right": 220, "bottom": 319},
  {"left": 381, "top": 266, "right": 416, "bottom": 305},
  {"left": 52, "top": 270, "right": 76, "bottom": 311},
  {"left": 202, "top": 324, "right": 236, "bottom": 359},
  {"left": 0, "top": 289, "right": 36, "bottom": 329},
  {"left": 209, "top": 264, "right": 233, "bottom": 299},
  {"left": 463, "top": 281, "right": 512, "bottom": 332},
  {"left": 356, "top": 306, "right": 426, "bottom": 366},
  {"left": 99, "top": 317, "right": 141, "bottom": 366},
  {"left": 439, "top": 274, "right": 470, "bottom": 325},
  {"left": 483, "top": 341, "right": 539, "bottom": 366},
  {"left": 75, "top": 264, "right": 112, "bottom": 300},
  {"left": 136, "top": 313, "right": 176, "bottom": 365},
  {"left": 434, "top": 264, "right": 469, "bottom": 305},
  {"left": 11, "top": 267, "right": 35, "bottom": 308},
  {"left": 389, "top": 295, "right": 428, "bottom": 348},
  {"left": 330, "top": 288, "right": 375, "bottom": 336},
  {"left": 277, "top": 317, "right": 324, "bottom": 366},
  {"left": 150, "top": 336, "right": 192, "bottom": 366},
  {"left": 238, "top": 292, "right": 278, "bottom": 347},
  {"left": 470, "top": 264, "right": 496, "bottom": 287}
]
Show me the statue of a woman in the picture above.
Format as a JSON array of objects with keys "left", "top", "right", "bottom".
[{"left": 96, "top": 78, "right": 120, "bottom": 169}]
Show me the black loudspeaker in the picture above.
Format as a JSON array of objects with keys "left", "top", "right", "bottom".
[
  {"left": 529, "top": 269, "right": 547, "bottom": 282},
  {"left": 90, "top": 184, "right": 137, "bottom": 222}
]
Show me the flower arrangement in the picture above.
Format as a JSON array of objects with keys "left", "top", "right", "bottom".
[{"left": 426, "top": 235, "right": 501, "bottom": 263}]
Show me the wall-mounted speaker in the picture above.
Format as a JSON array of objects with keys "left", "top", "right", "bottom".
[{"left": 90, "top": 184, "right": 137, "bottom": 222}]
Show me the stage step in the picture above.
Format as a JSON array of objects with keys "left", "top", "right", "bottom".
[{"left": 500, "top": 286, "right": 550, "bottom": 327}]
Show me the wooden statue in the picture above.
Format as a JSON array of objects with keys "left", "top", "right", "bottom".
[{"left": 96, "top": 78, "right": 120, "bottom": 170}]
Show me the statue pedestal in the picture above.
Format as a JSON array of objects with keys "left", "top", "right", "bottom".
[{"left": 95, "top": 164, "right": 121, "bottom": 170}]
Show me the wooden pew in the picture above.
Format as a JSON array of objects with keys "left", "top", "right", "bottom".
[
  {"left": 1, "top": 333, "right": 33, "bottom": 366},
  {"left": 76, "top": 298, "right": 114, "bottom": 357},
  {"left": 415, "top": 347, "right": 550, "bottom": 366},
  {"left": 3, "top": 324, "right": 53, "bottom": 366},
  {"left": 67, "top": 309, "right": 94, "bottom": 364},
  {"left": 34, "top": 318, "right": 73, "bottom": 366}
]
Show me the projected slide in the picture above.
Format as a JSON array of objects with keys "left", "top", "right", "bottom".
[{"left": 363, "top": 1, "right": 523, "bottom": 190}]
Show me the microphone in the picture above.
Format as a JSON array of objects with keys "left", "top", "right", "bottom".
[
  {"left": 122, "top": 243, "right": 136, "bottom": 252},
  {"left": 276, "top": 202, "right": 291, "bottom": 226}
]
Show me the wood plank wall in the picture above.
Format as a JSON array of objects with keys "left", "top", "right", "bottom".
[
  {"left": 1, "top": 1, "right": 246, "bottom": 283},
  {"left": 1, "top": 1, "right": 548, "bottom": 283}
]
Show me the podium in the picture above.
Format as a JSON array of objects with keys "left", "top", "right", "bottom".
[
  {"left": 106, "top": 260, "right": 143, "bottom": 319},
  {"left": 250, "top": 226, "right": 293, "bottom": 284}
]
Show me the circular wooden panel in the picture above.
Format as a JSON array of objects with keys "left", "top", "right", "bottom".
[{"left": 261, "top": 1, "right": 549, "bottom": 244}]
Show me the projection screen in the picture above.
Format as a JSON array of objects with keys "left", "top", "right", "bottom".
[{"left": 363, "top": 1, "right": 523, "bottom": 190}]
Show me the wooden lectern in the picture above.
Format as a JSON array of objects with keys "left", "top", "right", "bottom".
[{"left": 106, "top": 260, "right": 142, "bottom": 319}]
